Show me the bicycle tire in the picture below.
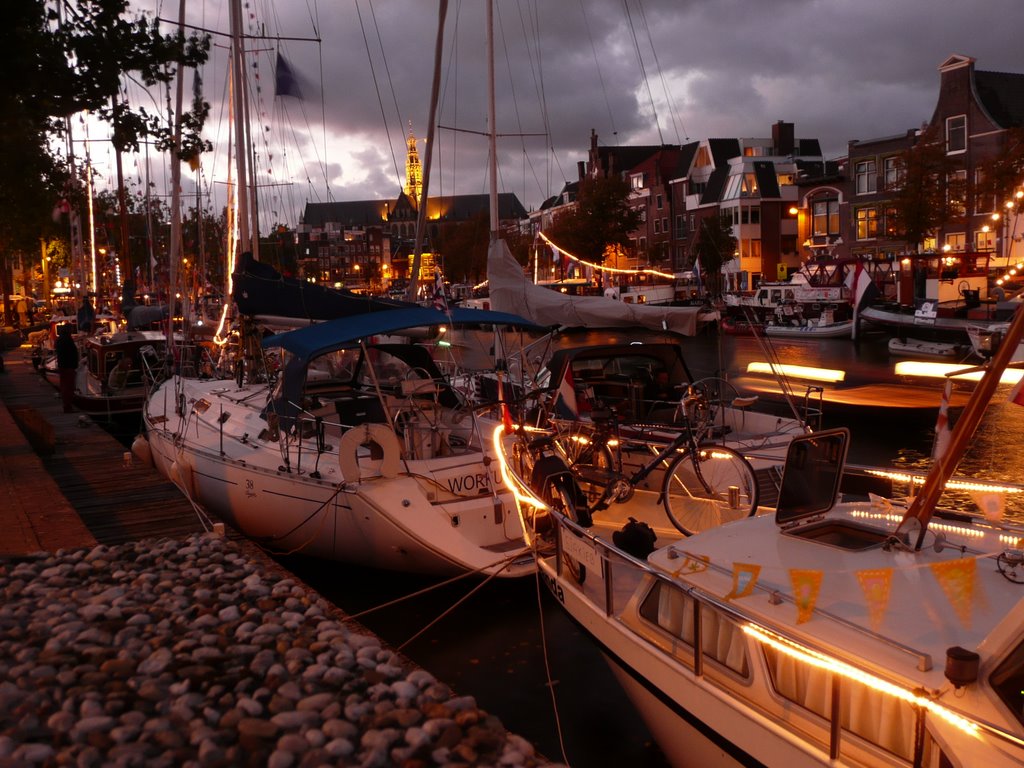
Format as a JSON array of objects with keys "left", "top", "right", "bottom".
[
  {"left": 661, "top": 445, "right": 759, "bottom": 536},
  {"left": 547, "top": 478, "right": 586, "bottom": 585}
]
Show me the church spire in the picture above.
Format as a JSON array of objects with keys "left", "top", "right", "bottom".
[{"left": 404, "top": 121, "right": 422, "bottom": 207}]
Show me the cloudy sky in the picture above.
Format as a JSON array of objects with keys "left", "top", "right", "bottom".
[{"left": 107, "top": 0, "right": 1021, "bottom": 229}]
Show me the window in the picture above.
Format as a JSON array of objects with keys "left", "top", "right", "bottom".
[
  {"left": 946, "top": 115, "right": 966, "bottom": 154},
  {"left": 631, "top": 173, "right": 645, "bottom": 190},
  {"left": 883, "top": 156, "right": 901, "bottom": 189},
  {"left": 992, "top": 638, "right": 1024, "bottom": 728},
  {"left": 653, "top": 218, "right": 661, "bottom": 234},
  {"left": 688, "top": 214, "right": 696, "bottom": 232},
  {"left": 662, "top": 218, "right": 669, "bottom": 234},
  {"left": 976, "top": 229, "right": 996, "bottom": 252},
  {"left": 856, "top": 207, "right": 879, "bottom": 240},
  {"left": 675, "top": 214, "right": 684, "bottom": 235},
  {"left": 975, "top": 169, "right": 996, "bottom": 214},
  {"left": 884, "top": 206, "right": 899, "bottom": 238},
  {"left": 639, "top": 582, "right": 749, "bottom": 676},
  {"left": 947, "top": 170, "right": 967, "bottom": 217},
  {"left": 855, "top": 160, "right": 877, "bottom": 194},
  {"left": 656, "top": 193, "right": 663, "bottom": 210},
  {"left": 945, "top": 232, "right": 965, "bottom": 252},
  {"left": 762, "top": 645, "right": 916, "bottom": 760},
  {"left": 812, "top": 199, "right": 840, "bottom": 236}
]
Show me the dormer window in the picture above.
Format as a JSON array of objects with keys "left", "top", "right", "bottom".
[{"left": 946, "top": 115, "right": 966, "bottom": 154}]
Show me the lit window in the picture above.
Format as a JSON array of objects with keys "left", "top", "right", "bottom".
[
  {"left": 812, "top": 199, "right": 840, "bottom": 236},
  {"left": 976, "top": 229, "right": 996, "bottom": 252},
  {"left": 856, "top": 207, "right": 879, "bottom": 240},
  {"left": 946, "top": 115, "right": 966, "bottom": 154},
  {"left": 945, "top": 232, "right": 966, "bottom": 252},
  {"left": 947, "top": 170, "right": 967, "bottom": 216}
]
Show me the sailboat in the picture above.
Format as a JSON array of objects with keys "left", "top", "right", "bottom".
[
  {"left": 136, "top": 2, "right": 540, "bottom": 578},
  {"left": 497, "top": 260, "right": 1024, "bottom": 764}
]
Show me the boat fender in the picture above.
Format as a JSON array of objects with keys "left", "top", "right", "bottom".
[
  {"left": 168, "top": 458, "right": 196, "bottom": 498},
  {"left": 338, "top": 423, "right": 401, "bottom": 484},
  {"left": 131, "top": 434, "right": 153, "bottom": 467}
]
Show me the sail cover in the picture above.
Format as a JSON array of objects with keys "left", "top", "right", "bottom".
[
  {"left": 233, "top": 252, "right": 410, "bottom": 321},
  {"left": 487, "top": 239, "right": 712, "bottom": 337}
]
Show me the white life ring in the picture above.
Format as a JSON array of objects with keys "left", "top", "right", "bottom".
[{"left": 337, "top": 423, "right": 401, "bottom": 484}]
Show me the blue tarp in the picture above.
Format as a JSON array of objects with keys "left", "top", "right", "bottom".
[{"left": 262, "top": 306, "right": 540, "bottom": 360}]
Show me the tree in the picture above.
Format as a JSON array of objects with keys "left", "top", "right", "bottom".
[
  {"left": 691, "top": 214, "right": 737, "bottom": 298},
  {"left": 0, "top": 0, "right": 209, "bottom": 321},
  {"left": 886, "top": 126, "right": 952, "bottom": 251},
  {"left": 544, "top": 175, "right": 642, "bottom": 265},
  {"left": 976, "top": 127, "right": 1024, "bottom": 212}
]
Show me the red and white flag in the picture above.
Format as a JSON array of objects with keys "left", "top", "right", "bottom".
[{"left": 931, "top": 378, "right": 953, "bottom": 462}]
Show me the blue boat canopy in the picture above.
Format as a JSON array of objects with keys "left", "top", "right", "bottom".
[
  {"left": 262, "top": 306, "right": 540, "bottom": 360},
  {"left": 262, "top": 306, "right": 542, "bottom": 429}
]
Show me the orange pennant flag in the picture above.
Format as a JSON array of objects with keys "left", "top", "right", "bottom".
[
  {"left": 674, "top": 553, "right": 710, "bottom": 576},
  {"left": 725, "top": 562, "right": 761, "bottom": 601},
  {"left": 789, "top": 569, "right": 823, "bottom": 624},
  {"left": 970, "top": 490, "right": 1006, "bottom": 521},
  {"left": 856, "top": 568, "right": 893, "bottom": 632},
  {"left": 930, "top": 558, "right": 977, "bottom": 628}
]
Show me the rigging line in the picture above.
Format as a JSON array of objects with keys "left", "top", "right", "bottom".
[
  {"left": 507, "top": 0, "right": 552, "bottom": 207},
  {"left": 355, "top": 0, "right": 403, "bottom": 193},
  {"left": 395, "top": 554, "right": 524, "bottom": 653},
  {"left": 577, "top": 0, "right": 617, "bottom": 140},
  {"left": 368, "top": 0, "right": 409, "bottom": 186},
  {"left": 635, "top": 0, "right": 686, "bottom": 144},
  {"left": 531, "top": 549, "right": 571, "bottom": 766},
  {"left": 620, "top": 0, "right": 663, "bottom": 145}
]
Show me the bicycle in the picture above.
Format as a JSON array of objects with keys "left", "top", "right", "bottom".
[{"left": 546, "top": 384, "right": 760, "bottom": 537}]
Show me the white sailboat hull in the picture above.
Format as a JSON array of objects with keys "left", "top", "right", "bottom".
[{"left": 143, "top": 376, "right": 532, "bottom": 577}]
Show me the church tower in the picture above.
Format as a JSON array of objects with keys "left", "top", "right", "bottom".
[{"left": 404, "top": 122, "right": 422, "bottom": 207}]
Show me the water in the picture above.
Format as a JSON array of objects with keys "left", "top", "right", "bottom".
[{"left": 114, "top": 331, "right": 1024, "bottom": 766}]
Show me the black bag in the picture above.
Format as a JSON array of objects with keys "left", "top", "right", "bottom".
[{"left": 613, "top": 516, "right": 657, "bottom": 559}]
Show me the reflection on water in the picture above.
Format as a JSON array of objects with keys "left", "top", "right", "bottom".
[{"left": 684, "top": 331, "right": 1024, "bottom": 523}]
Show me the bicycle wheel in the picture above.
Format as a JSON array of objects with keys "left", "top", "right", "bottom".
[
  {"left": 662, "top": 445, "right": 759, "bottom": 536},
  {"left": 546, "top": 477, "right": 587, "bottom": 585}
]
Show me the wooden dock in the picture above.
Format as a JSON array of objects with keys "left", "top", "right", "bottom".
[{"left": 0, "top": 345, "right": 207, "bottom": 554}]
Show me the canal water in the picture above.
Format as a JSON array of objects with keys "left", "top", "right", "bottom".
[{"left": 115, "top": 329, "right": 1024, "bottom": 766}]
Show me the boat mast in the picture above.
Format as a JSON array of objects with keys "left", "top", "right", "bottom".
[
  {"left": 229, "top": 0, "right": 252, "bottom": 256},
  {"left": 898, "top": 303, "right": 1024, "bottom": 548},
  {"left": 405, "top": 0, "right": 448, "bottom": 304},
  {"left": 487, "top": 0, "right": 498, "bottom": 244}
]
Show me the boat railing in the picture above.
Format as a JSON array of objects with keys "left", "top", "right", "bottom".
[{"left": 543, "top": 510, "right": 1024, "bottom": 760}]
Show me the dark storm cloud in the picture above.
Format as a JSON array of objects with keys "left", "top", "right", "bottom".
[{"left": 137, "top": 0, "right": 1022, "bottom": 219}]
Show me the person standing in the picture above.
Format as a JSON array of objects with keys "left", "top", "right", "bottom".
[
  {"left": 55, "top": 324, "right": 78, "bottom": 413},
  {"left": 77, "top": 296, "right": 95, "bottom": 334}
]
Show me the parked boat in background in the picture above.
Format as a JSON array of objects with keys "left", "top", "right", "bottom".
[
  {"left": 71, "top": 330, "right": 170, "bottom": 418},
  {"left": 887, "top": 336, "right": 967, "bottom": 359},
  {"left": 764, "top": 315, "right": 854, "bottom": 339}
]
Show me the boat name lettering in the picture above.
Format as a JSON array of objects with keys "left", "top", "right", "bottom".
[
  {"left": 445, "top": 469, "right": 499, "bottom": 494},
  {"left": 561, "top": 534, "right": 603, "bottom": 572},
  {"left": 543, "top": 572, "right": 564, "bottom": 603}
]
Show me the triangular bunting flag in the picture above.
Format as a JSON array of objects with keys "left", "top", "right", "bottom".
[
  {"left": 856, "top": 568, "right": 893, "bottom": 632},
  {"left": 930, "top": 558, "right": 977, "bottom": 628},
  {"left": 724, "top": 562, "right": 761, "bottom": 601},
  {"left": 789, "top": 569, "right": 823, "bottom": 624},
  {"left": 673, "top": 553, "right": 710, "bottom": 576},
  {"left": 970, "top": 490, "right": 1006, "bottom": 521}
]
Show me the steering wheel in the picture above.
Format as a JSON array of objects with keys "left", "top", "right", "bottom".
[{"left": 957, "top": 280, "right": 971, "bottom": 296}]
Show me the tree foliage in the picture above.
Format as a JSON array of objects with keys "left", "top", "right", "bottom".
[
  {"left": 885, "top": 126, "right": 953, "bottom": 251},
  {"left": 544, "top": 175, "right": 642, "bottom": 264},
  {"left": 691, "top": 214, "right": 737, "bottom": 298},
  {"left": 976, "top": 126, "right": 1024, "bottom": 210},
  {"left": 0, "top": 0, "right": 210, "bottom": 258}
]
